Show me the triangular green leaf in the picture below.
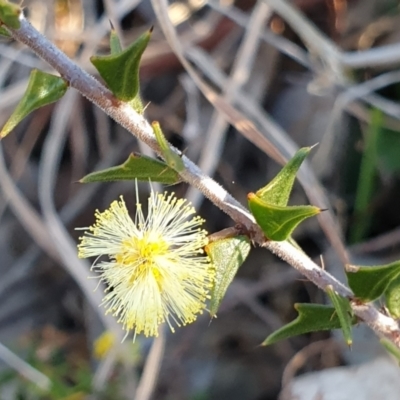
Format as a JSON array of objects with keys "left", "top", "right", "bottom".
[
  {"left": 0, "top": 0, "right": 20, "bottom": 29},
  {"left": 263, "top": 303, "right": 356, "bottom": 346},
  {"left": 152, "top": 121, "right": 185, "bottom": 173},
  {"left": 346, "top": 261, "right": 400, "bottom": 302},
  {"left": 248, "top": 193, "right": 320, "bottom": 241},
  {"left": 109, "top": 26, "right": 122, "bottom": 55},
  {"left": 380, "top": 338, "right": 400, "bottom": 364},
  {"left": 90, "top": 29, "right": 151, "bottom": 102},
  {"left": 205, "top": 236, "right": 251, "bottom": 317},
  {"left": 1, "top": 69, "right": 68, "bottom": 138},
  {"left": 0, "top": 25, "right": 11, "bottom": 36},
  {"left": 256, "top": 147, "right": 313, "bottom": 206},
  {"left": 106, "top": 26, "right": 145, "bottom": 113},
  {"left": 79, "top": 153, "right": 181, "bottom": 184},
  {"left": 385, "top": 275, "right": 400, "bottom": 319},
  {"left": 376, "top": 127, "right": 400, "bottom": 173},
  {"left": 326, "top": 286, "right": 353, "bottom": 345}
]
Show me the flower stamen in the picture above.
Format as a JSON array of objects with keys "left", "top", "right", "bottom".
[{"left": 77, "top": 189, "right": 214, "bottom": 338}]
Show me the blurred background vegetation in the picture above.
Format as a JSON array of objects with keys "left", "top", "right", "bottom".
[{"left": 1, "top": 0, "right": 400, "bottom": 398}]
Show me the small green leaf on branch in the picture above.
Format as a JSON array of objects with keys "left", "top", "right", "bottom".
[
  {"left": 346, "top": 261, "right": 400, "bottom": 302},
  {"left": 256, "top": 146, "right": 314, "bottom": 206},
  {"left": 205, "top": 236, "right": 251, "bottom": 317},
  {"left": 0, "top": 25, "right": 11, "bottom": 36},
  {"left": 109, "top": 22, "right": 122, "bottom": 55},
  {"left": 380, "top": 338, "right": 400, "bottom": 364},
  {"left": 0, "top": 0, "right": 21, "bottom": 29},
  {"left": 248, "top": 193, "right": 320, "bottom": 241},
  {"left": 385, "top": 275, "right": 400, "bottom": 319},
  {"left": 1, "top": 70, "right": 68, "bottom": 138},
  {"left": 79, "top": 153, "right": 181, "bottom": 185},
  {"left": 326, "top": 286, "right": 353, "bottom": 345},
  {"left": 152, "top": 121, "right": 185, "bottom": 173},
  {"left": 263, "top": 303, "right": 355, "bottom": 346},
  {"left": 91, "top": 28, "right": 151, "bottom": 102}
]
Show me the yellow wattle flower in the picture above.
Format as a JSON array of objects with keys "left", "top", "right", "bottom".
[
  {"left": 77, "top": 188, "right": 214, "bottom": 338},
  {"left": 93, "top": 331, "right": 115, "bottom": 359}
]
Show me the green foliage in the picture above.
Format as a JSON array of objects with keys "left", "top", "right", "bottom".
[
  {"left": 205, "top": 236, "right": 251, "bottom": 317},
  {"left": 82, "top": 30, "right": 165, "bottom": 187},
  {"left": 346, "top": 261, "right": 400, "bottom": 302},
  {"left": 91, "top": 29, "right": 151, "bottom": 105},
  {"left": 349, "top": 108, "right": 382, "bottom": 244},
  {"left": 376, "top": 121, "right": 400, "bottom": 174},
  {"left": 256, "top": 146, "right": 313, "bottom": 206},
  {"left": 326, "top": 286, "right": 353, "bottom": 345},
  {"left": 0, "top": 341, "right": 125, "bottom": 400},
  {"left": 263, "top": 303, "right": 356, "bottom": 346},
  {"left": 107, "top": 26, "right": 144, "bottom": 112},
  {"left": 109, "top": 26, "right": 123, "bottom": 55},
  {"left": 0, "top": 0, "right": 20, "bottom": 29},
  {"left": 380, "top": 338, "right": 400, "bottom": 364},
  {"left": 1, "top": 69, "right": 68, "bottom": 138},
  {"left": 248, "top": 193, "right": 320, "bottom": 241},
  {"left": 248, "top": 147, "right": 319, "bottom": 241},
  {"left": 385, "top": 275, "right": 400, "bottom": 319},
  {"left": 0, "top": 25, "right": 10, "bottom": 36},
  {"left": 152, "top": 121, "right": 185, "bottom": 173},
  {"left": 79, "top": 153, "right": 181, "bottom": 185}
]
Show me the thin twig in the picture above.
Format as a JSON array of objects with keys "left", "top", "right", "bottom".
[
  {"left": 37, "top": 90, "right": 123, "bottom": 339},
  {"left": 352, "top": 226, "right": 400, "bottom": 255},
  {"left": 263, "top": 0, "right": 400, "bottom": 119},
  {"left": 186, "top": 1, "right": 272, "bottom": 207},
  {"left": 0, "top": 143, "right": 60, "bottom": 260},
  {"left": 325, "top": 70, "right": 400, "bottom": 141},
  {"left": 280, "top": 338, "right": 338, "bottom": 400},
  {"left": 135, "top": 329, "right": 166, "bottom": 400},
  {"left": 0, "top": 43, "right": 43, "bottom": 69},
  {"left": 0, "top": 341, "right": 52, "bottom": 391},
  {"left": 262, "top": 0, "right": 344, "bottom": 81},
  {"left": 341, "top": 42, "right": 400, "bottom": 69},
  {"left": 179, "top": 75, "right": 201, "bottom": 156},
  {"left": 207, "top": 0, "right": 309, "bottom": 68},
  {"left": 0, "top": 133, "right": 132, "bottom": 302},
  {"left": 92, "top": 348, "right": 119, "bottom": 392}
]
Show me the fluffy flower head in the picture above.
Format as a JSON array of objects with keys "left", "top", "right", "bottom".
[{"left": 78, "top": 187, "right": 214, "bottom": 338}]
